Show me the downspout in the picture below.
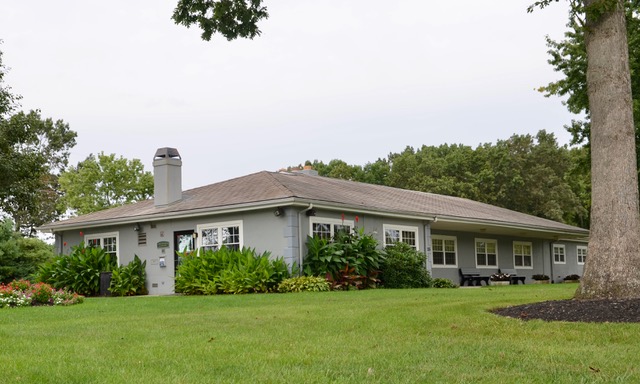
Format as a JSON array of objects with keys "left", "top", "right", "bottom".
[
  {"left": 423, "top": 220, "right": 433, "bottom": 274},
  {"left": 297, "top": 204, "right": 314, "bottom": 275},
  {"left": 548, "top": 241, "right": 555, "bottom": 284}
]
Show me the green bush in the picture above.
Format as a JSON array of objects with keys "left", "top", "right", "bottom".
[
  {"left": 175, "top": 247, "right": 289, "bottom": 295},
  {"left": 37, "top": 243, "right": 117, "bottom": 296},
  {"left": 278, "top": 276, "right": 330, "bottom": 293},
  {"left": 303, "top": 228, "right": 385, "bottom": 290},
  {"left": 380, "top": 242, "right": 431, "bottom": 288},
  {"left": 110, "top": 255, "right": 148, "bottom": 296},
  {"left": 431, "top": 278, "right": 457, "bottom": 288},
  {"left": 0, "top": 218, "right": 55, "bottom": 283}
]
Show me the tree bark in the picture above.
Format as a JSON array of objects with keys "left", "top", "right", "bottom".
[{"left": 576, "top": 0, "right": 640, "bottom": 299}]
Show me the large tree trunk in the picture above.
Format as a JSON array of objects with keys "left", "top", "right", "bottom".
[{"left": 576, "top": 0, "right": 640, "bottom": 299}]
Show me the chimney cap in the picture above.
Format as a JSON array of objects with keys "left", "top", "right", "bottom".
[{"left": 154, "top": 147, "right": 181, "bottom": 160}]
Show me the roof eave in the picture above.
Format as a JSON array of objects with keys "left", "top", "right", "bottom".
[{"left": 39, "top": 197, "right": 299, "bottom": 233}]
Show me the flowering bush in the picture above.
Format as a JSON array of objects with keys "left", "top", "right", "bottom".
[
  {"left": 0, "top": 280, "right": 84, "bottom": 308},
  {"left": 532, "top": 274, "right": 550, "bottom": 281},
  {"left": 489, "top": 273, "right": 511, "bottom": 282}
]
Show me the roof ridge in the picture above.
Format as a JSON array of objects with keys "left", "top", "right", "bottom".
[{"left": 264, "top": 171, "right": 297, "bottom": 196}]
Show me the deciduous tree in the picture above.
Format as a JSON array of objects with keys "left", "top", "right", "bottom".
[
  {"left": 58, "top": 152, "right": 154, "bottom": 215},
  {"left": 0, "top": 46, "right": 76, "bottom": 235}
]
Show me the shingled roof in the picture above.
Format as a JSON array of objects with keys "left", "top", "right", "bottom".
[{"left": 40, "top": 171, "right": 589, "bottom": 238}]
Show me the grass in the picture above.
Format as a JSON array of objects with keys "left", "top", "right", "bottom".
[{"left": 1, "top": 284, "right": 638, "bottom": 383}]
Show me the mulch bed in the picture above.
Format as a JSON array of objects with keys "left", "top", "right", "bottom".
[{"left": 492, "top": 298, "right": 640, "bottom": 323}]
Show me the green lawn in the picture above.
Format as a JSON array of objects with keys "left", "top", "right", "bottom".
[{"left": 1, "top": 284, "right": 637, "bottom": 383}]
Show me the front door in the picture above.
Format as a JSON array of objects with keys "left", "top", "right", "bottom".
[{"left": 174, "top": 230, "right": 195, "bottom": 276}]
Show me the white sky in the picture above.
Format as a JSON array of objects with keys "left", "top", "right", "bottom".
[{"left": 0, "top": 1, "right": 576, "bottom": 190}]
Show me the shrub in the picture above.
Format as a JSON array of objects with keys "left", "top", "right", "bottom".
[
  {"left": 532, "top": 274, "right": 550, "bottom": 280},
  {"left": 110, "top": 255, "right": 148, "bottom": 296},
  {"left": 0, "top": 280, "right": 84, "bottom": 308},
  {"left": 380, "top": 242, "right": 431, "bottom": 288},
  {"left": 0, "top": 218, "right": 55, "bottom": 283},
  {"left": 175, "top": 247, "right": 290, "bottom": 295},
  {"left": 278, "top": 276, "right": 330, "bottom": 293},
  {"left": 564, "top": 274, "right": 580, "bottom": 281},
  {"left": 303, "top": 228, "right": 385, "bottom": 290},
  {"left": 431, "top": 278, "right": 457, "bottom": 288},
  {"left": 37, "top": 243, "right": 117, "bottom": 296}
]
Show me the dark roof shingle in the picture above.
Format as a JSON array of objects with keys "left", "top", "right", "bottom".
[{"left": 41, "top": 171, "right": 588, "bottom": 236}]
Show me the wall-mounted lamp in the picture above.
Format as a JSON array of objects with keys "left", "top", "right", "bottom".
[
  {"left": 134, "top": 223, "right": 141, "bottom": 232},
  {"left": 274, "top": 207, "right": 284, "bottom": 217},
  {"left": 306, "top": 209, "right": 316, "bottom": 217}
]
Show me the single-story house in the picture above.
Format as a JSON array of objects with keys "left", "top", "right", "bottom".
[{"left": 40, "top": 148, "right": 589, "bottom": 295}]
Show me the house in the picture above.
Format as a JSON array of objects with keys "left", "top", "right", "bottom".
[{"left": 40, "top": 148, "right": 589, "bottom": 294}]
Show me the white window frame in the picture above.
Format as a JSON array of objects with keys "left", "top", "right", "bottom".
[
  {"left": 553, "top": 244, "right": 566, "bottom": 264},
  {"left": 309, "top": 217, "right": 354, "bottom": 240},
  {"left": 383, "top": 224, "right": 420, "bottom": 250},
  {"left": 513, "top": 241, "right": 533, "bottom": 269},
  {"left": 475, "top": 238, "right": 498, "bottom": 268},
  {"left": 577, "top": 245, "right": 587, "bottom": 265},
  {"left": 85, "top": 231, "right": 120, "bottom": 265},
  {"left": 197, "top": 220, "right": 243, "bottom": 251},
  {"left": 431, "top": 235, "right": 458, "bottom": 268}
]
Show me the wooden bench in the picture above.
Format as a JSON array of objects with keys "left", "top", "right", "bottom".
[
  {"left": 500, "top": 269, "right": 526, "bottom": 285},
  {"left": 459, "top": 268, "right": 495, "bottom": 286}
]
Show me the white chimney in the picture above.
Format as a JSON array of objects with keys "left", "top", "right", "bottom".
[{"left": 153, "top": 147, "right": 182, "bottom": 206}]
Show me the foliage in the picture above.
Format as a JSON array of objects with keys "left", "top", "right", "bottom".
[
  {"left": 172, "top": 0, "right": 269, "bottom": 41},
  {"left": 430, "top": 278, "right": 457, "bottom": 288},
  {"left": 58, "top": 152, "right": 154, "bottom": 215},
  {"left": 564, "top": 274, "right": 580, "bottom": 281},
  {"left": 0, "top": 280, "right": 84, "bottom": 308},
  {"left": 0, "top": 218, "right": 55, "bottom": 283},
  {"left": 489, "top": 273, "right": 512, "bottom": 282},
  {"left": 296, "top": 130, "right": 589, "bottom": 227},
  {"left": 277, "top": 276, "right": 330, "bottom": 293},
  {"left": 303, "top": 228, "right": 385, "bottom": 290},
  {"left": 37, "top": 243, "right": 117, "bottom": 296},
  {"left": 0, "top": 46, "right": 76, "bottom": 235},
  {"left": 0, "top": 42, "right": 21, "bottom": 120},
  {"left": 175, "top": 247, "right": 289, "bottom": 295},
  {"left": 109, "top": 255, "right": 148, "bottom": 296},
  {"left": 380, "top": 242, "right": 431, "bottom": 288},
  {"left": 532, "top": 274, "right": 550, "bottom": 280},
  {"left": 0, "top": 111, "right": 76, "bottom": 235}
]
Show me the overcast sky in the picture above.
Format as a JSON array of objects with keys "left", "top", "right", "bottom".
[{"left": 1, "top": 1, "right": 575, "bottom": 190}]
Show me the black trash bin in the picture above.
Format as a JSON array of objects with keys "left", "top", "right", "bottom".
[{"left": 99, "top": 271, "right": 112, "bottom": 296}]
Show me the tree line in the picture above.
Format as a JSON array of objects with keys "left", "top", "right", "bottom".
[{"left": 293, "top": 130, "right": 590, "bottom": 228}]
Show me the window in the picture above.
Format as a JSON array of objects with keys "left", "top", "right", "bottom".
[
  {"left": 309, "top": 217, "right": 353, "bottom": 240},
  {"left": 475, "top": 239, "right": 498, "bottom": 267},
  {"left": 577, "top": 245, "right": 587, "bottom": 265},
  {"left": 553, "top": 244, "right": 566, "bottom": 264},
  {"left": 432, "top": 236, "right": 457, "bottom": 267},
  {"left": 197, "top": 221, "right": 243, "bottom": 251},
  {"left": 383, "top": 225, "right": 419, "bottom": 249},
  {"left": 513, "top": 241, "right": 533, "bottom": 268},
  {"left": 85, "top": 232, "right": 119, "bottom": 264}
]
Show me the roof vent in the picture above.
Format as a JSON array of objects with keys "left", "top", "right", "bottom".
[
  {"left": 294, "top": 165, "right": 318, "bottom": 176},
  {"left": 154, "top": 147, "right": 181, "bottom": 160}
]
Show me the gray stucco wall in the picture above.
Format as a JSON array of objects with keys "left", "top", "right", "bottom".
[
  {"left": 429, "top": 230, "right": 586, "bottom": 285},
  {"left": 53, "top": 207, "right": 587, "bottom": 294}
]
